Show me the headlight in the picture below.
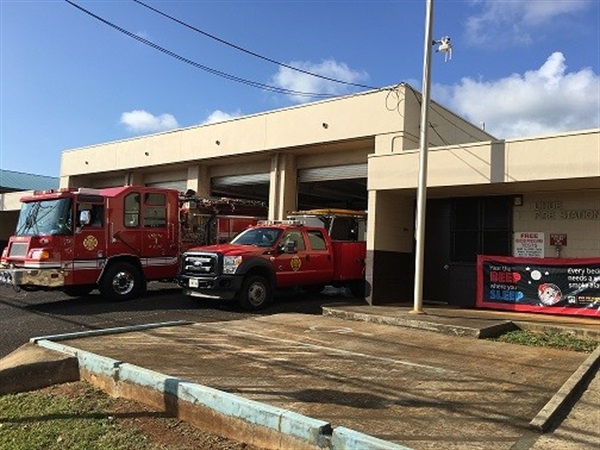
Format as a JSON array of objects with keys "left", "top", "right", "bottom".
[
  {"left": 223, "top": 255, "right": 242, "bottom": 274},
  {"left": 29, "top": 249, "right": 50, "bottom": 260}
]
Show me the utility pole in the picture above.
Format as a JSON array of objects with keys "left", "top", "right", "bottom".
[{"left": 412, "top": 0, "right": 435, "bottom": 314}]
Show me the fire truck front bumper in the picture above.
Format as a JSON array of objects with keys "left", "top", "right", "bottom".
[
  {"left": 0, "top": 266, "right": 65, "bottom": 288},
  {"left": 179, "top": 274, "right": 243, "bottom": 300}
]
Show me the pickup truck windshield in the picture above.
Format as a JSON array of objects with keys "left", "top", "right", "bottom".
[
  {"left": 230, "top": 227, "right": 282, "bottom": 247},
  {"left": 15, "top": 198, "right": 73, "bottom": 236}
]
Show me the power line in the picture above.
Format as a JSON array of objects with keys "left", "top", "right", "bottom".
[
  {"left": 64, "top": 0, "right": 337, "bottom": 98},
  {"left": 407, "top": 85, "right": 491, "bottom": 143},
  {"left": 132, "top": 0, "right": 379, "bottom": 91}
]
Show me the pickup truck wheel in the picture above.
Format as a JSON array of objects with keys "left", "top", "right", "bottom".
[
  {"left": 100, "top": 262, "right": 143, "bottom": 301},
  {"left": 239, "top": 275, "right": 272, "bottom": 311}
]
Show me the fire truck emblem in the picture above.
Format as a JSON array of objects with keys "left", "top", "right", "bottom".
[
  {"left": 83, "top": 235, "right": 98, "bottom": 251},
  {"left": 290, "top": 255, "right": 302, "bottom": 271}
]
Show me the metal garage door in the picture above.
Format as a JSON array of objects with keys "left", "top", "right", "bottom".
[
  {"left": 298, "top": 163, "right": 367, "bottom": 183},
  {"left": 145, "top": 180, "right": 187, "bottom": 192},
  {"left": 211, "top": 173, "right": 271, "bottom": 200},
  {"left": 211, "top": 173, "right": 271, "bottom": 188}
]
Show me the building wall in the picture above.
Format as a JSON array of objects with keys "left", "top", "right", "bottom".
[
  {"left": 59, "top": 86, "right": 493, "bottom": 190},
  {"left": 0, "top": 192, "right": 27, "bottom": 244},
  {"left": 60, "top": 89, "right": 408, "bottom": 184},
  {"left": 514, "top": 190, "right": 600, "bottom": 258},
  {"left": 365, "top": 190, "right": 415, "bottom": 304},
  {"left": 368, "top": 129, "right": 600, "bottom": 193}
]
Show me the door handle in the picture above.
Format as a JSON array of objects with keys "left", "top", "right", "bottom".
[{"left": 306, "top": 255, "right": 311, "bottom": 262}]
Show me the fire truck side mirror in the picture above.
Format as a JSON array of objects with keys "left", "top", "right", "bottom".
[{"left": 79, "top": 210, "right": 91, "bottom": 227}]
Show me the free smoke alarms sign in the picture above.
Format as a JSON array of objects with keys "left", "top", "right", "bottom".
[{"left": 513, "top": 232, "right": 545, "bottom": 258}]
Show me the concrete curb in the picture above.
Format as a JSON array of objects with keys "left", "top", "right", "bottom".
[
  {"left": 0, "top": 343, "right": 79, "bottom": 395},
  {"left": 29, "top": 320, "right": 192, "bottom": 343},
  {"left": 331, "top": 426, "right": 412, "bottom": 450},
  {"left": 322, "top": 307, "right": 516, "bottom": 339},
  {"left": 530, "top": 345, "right": 600, "bottom": 432},
  {"left": 33, "top": 328, "right": 410, "bottom": 450}
]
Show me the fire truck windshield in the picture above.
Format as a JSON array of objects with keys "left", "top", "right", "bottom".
[{"left": 15, "top": 198, "right": 73, "bottom": 236}]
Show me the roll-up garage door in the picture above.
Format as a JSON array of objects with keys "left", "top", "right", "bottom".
[
  {"left": 211, "top": 172, "right": 271, "bottom": 201},
  {"left": 145, "top": 180, "right": 187, "bottom": 192},
  {"left": 211, "top": 173, "right": 271, "bottom": 188},
  {"left": 298, "top": 163, "right": 367, "bottom": 183}
]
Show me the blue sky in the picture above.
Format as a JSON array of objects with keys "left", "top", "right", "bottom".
[{"left": 1, "top": 0, "right": 599, "bottom": 177}]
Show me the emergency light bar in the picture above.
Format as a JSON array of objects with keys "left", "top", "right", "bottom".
[{"left": 257, "top": 220, "right": 303, "bottom": 226}]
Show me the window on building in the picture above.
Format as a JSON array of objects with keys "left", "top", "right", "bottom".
[
  {"left": 144, "top": 192, "right": 167, "bottom": 228},
  {"left": 451, "top": 196, "right": 512, "bottom": 263},
  {"left": 124, "top": 193, "right": 141, "bottom": 228}
]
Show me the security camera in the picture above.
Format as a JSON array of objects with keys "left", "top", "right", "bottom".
[{"left": 434, "top": 36, "right": 452, "bottom": 62}]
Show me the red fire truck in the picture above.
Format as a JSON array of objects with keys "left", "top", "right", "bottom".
[
  {"left": 179, "top": 210, "right": 367, "bottom": 310},
  {"left": 0, "top": 186, "right": 266, "bottom": 300}
]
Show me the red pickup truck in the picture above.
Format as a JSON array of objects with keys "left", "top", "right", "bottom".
[{"left": 178, "top": 220, "right": 366, "bottom": 310}]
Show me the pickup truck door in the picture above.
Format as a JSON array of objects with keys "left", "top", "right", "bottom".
[
  {"left": 273, "top": 229, "right": 312, "bottom": 288},
  {"left": 305, "top": 228, "right": 334, "bottom": 284}
]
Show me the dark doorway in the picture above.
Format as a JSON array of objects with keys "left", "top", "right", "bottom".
[{"left": 424, "top": 196, "right": 513, "bottom": 306}]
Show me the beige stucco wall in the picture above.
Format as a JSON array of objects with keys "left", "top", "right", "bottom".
[
  {"left": 60, "top": 88, "right": 406, "bottom": 180},
  {"left": 0, "top": 191, "right": 31, "bottom": 211},
  {"left": 368, "top": 129, "right": 600, "bottom": 194},
  {"left": 367, "top": 190, "right": 414, "bottom": 253},
  {"left": 0, "top": 192, "right": 29, "bottom": 241},
  {"left": 514, "top": 190, "right": 600, "bottom": 258},
  {"left": 59, "top": 85, "right": 493, "bottom": 189}
]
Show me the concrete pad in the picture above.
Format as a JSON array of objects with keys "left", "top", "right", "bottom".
[
  {"left": 530, "top": 346, "right": 600, "bottom": 432},
  {"left": 0, "top": 343, "right": 79, "bottom": 395},
  {"left": 57, "top": 313, "right": 589, "bottom": 450}
]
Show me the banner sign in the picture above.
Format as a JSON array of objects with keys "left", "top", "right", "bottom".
[{"left": 477, "top": 255, "right": 600, "bottom": 317}]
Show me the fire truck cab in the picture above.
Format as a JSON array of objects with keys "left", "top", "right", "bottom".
[{"left": 0, "top": 186, "right": 180, "bottom": 300}]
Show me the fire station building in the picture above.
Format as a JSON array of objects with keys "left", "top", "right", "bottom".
[{"left": 5, "top": 84, "right": 600, "bottom": 306}]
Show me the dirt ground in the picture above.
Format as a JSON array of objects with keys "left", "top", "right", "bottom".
[{"left": 36, "top": 382, "right": 262, "bottom": 450}]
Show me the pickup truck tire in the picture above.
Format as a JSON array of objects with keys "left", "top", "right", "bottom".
[
  {"left": 239, "top": 275, "right": 272, "bottom": 311},
  {"left": 100, "top": 262, "right": 142, "bottom": 301}
]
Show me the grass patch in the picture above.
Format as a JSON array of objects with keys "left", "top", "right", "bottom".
[
  {"left": 492, "top": 329, "right": 599, "bottom": 353},
  {"left": 0, "top": 384, "right": 148, "bottom": 450}
]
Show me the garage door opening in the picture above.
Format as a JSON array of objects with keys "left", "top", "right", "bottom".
[
  {"left": 298, "top": 163, "right": 367, "bottom": 210},
  {"left": 211, "top": 173, "right": 270, "bottom": 203}
]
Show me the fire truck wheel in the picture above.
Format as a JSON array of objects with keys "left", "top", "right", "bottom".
[
  {"left": 100, "top": 262, "right": 143, "bottom": 301},
  {"left": 239, "top": 275, "right": 273, "bottom": 311},
  {"left": 63, "top": 285, "right": 95, "bottom": 297}
]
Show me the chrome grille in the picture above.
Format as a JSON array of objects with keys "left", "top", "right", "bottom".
[
  {"left": 8, "top": 242, "right": 28, "bottom": 258},
  {"left": 182, "top": 252, "right": 218, "bottom": 276}
]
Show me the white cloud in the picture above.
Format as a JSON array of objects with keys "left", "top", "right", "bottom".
[
  {"left": 120, "top": 110, "right": 179, "bottom": 133},
  {"left": 271, "top": 60, "right": 369, "bottom": 103},
  {"left": 202, "top": 109, "right": 241, "bottom": 125},
  {"left": 466, "top": 0, "right": 591, "bottom": 46},
  {"left": 435, "top": 52, "right": 600, "bottom": 138}
]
